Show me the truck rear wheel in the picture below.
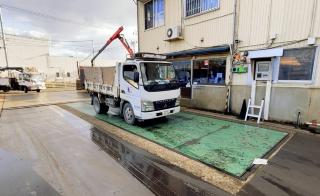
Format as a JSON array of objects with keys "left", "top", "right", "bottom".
[
  {"left": 93, "top": 96, "right": 108, "bottom": 114},
  {"left": 3, "top": 87, "right": 9, "bottom": 92},
  {"left": 123, "top": 103, "right": 135, "bottom": 125},
  {"left": 24, "top": 87, "right": 28, "bottom": 93}
]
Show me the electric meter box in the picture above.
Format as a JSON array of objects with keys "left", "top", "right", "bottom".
[{"left": 255, "top": 61, "right": 272, "bottom": 81}]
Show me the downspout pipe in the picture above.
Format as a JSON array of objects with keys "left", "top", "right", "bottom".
[
  {"left": 136, "top": 1, "right": 140, "bottom": 53},
  {"left": 226, "top": 0, "right": 238, "bottom": 114}
]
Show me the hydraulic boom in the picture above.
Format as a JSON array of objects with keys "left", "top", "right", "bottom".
[{"left": 91, "top": 26, "right": 134, "bottom": 66}]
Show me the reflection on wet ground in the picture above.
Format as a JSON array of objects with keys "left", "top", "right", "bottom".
[
  {"left": 0, "top": 105, "right": 153, "bottom": 196},
  {"left": 0, "top": 149, "right": 60, "bottom": 196},
  {"left": 2, "top": 90, "right": 89, "bottom": 109},
  {"left": 91, "top": 127, "right": 230, "bottom": 196}
]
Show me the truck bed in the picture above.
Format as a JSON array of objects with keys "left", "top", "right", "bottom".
[
  {"left": 82, "top": 66, "right": 118, "bottom": 97},
  {"left": 0, "top": 77, "right": 10, "bottom": 87}
]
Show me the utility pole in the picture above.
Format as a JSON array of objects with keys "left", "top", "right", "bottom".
[
  {"left": 91, "top": 40, "right": 94, "bottom": 57},
  {"left": 0, "top": 6, "right": 9, "bottom": 68}
]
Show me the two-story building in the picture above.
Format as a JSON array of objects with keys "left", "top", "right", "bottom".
[{"left": 137, "top": 0, "right": 320, "bottom": 124}]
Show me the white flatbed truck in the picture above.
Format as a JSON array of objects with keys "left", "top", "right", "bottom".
[
  {"left": 0, "top": 67, "right": 46, "bottom": 93},
  {"left": 84, "top": 53, "right": 181, "bottom": 124}
]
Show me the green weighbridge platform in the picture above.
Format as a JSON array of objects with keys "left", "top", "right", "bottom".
[{"left": 66, "top": 102, "right": 287, "bottom": 177}]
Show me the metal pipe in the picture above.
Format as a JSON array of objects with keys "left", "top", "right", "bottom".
[
  {"left": 306, "top": 122, "right": 320, "bottom": 127},
  {"left": 0, "top": 6, "right": 9, "bottom": 68}
]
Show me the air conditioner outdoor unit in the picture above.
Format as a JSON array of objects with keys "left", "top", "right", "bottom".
[{"left": 165, "top": 26, "right": 183, "bottom": 41}]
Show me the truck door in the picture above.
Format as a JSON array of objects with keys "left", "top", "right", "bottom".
[
  {"left": 19, "top": 74, "right": 31, "bottom": 88},
  {"left": 120, "top": 64, "right": 141, "bottom": 112}
]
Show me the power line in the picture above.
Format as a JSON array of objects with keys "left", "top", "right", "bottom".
[{"left": 1, "top": 4, "right": 111, "bottom": 30}]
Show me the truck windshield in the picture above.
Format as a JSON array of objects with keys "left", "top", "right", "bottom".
[
  {"left": 140, "top": 62, "right": 179, "bottom": 92},
  {"left": 31, "top": 74, "right": 44, "bottom": 82}
]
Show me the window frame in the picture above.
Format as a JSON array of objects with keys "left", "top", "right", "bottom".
[
  {"left": 274, "top": 46, "right": 318, "bottom": 84},
  {"left": 192, "top": 58, "right": 227, "bottom": 86},
  {"left": 123, "top": 64, "right": 139, "bottom": 89},
  {"left": 184, "top": 0, "right": 220, "bottom": 18},
  {"left": 144, "top": 0, "right": 165, "bottom": 30}
]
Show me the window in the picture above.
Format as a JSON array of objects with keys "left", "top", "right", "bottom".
[
  {"left": 172, "top": 60, "right": 192, "bottom": 98},
  {"left": 185, "top": 0, "right": 220, "bottom": 17},
  {"left": 278, "top": 47, "right": 316, "bottom": 81},
  {"left": 172, "top": 60, "right": 191, "bottom": 87},
  {"left": 193, "top": 59, "right": 226, "bottom": 85},
  {"left": 67, "top": 72, "right": 71, "bottom": 77},
  {"left": 56, "top": 72, "right": 60, "bottom": 77},
  {"left": 123, "top": 65, "right": 138, "bottom": 88},
  {"left": 144, "top": 0, "right": 164, "bottom": 30}
]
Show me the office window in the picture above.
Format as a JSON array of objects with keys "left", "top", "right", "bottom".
[
  {"left": 193, "top": 59, "right": 226, "bottom": 85},
  {"left": 145, "top": 0, "right": 164, "bottom": 30},
  {"left": 279, "top": 47, "right": 316, "bottom": 81},
  {"left": 185, "top": 0, "right": 220, "bottom": 17}
]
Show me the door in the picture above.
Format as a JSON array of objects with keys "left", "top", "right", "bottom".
[
  {"left": 120, "top": 64, "right": 140, "bottom": 111},
  {"left": 252, "top": 60, "right": 272, "bottom": 120}
]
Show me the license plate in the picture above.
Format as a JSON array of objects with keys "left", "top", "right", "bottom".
[{"left": 163, "top": 110, "right": 169, "bottom": 115}]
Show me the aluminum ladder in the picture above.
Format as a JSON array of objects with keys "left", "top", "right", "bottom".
[{"left": 245, "top": 99, "right": 265, "bottom": 124}]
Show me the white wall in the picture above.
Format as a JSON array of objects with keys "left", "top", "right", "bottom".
[
  {"left": 47, "top": 56, "right": 119, "bottom": 82},
  {"left": 138, "top": 0, "right": 234, "bottom": 54},
  {"left": 0, "top": 34, "right": 49, "bottom": 73},
  {"left": 0, "top": 34, "right": 120, "bottom": 83}
]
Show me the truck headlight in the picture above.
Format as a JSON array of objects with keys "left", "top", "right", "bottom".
[
  {"left": 175, "top": 97, "right": 181, "bottom": 106},
  {"left": 141, "top": 101, "right": 154, "bottom": 112}
]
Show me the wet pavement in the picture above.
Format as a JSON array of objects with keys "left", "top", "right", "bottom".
[
  {"left": 0, "top": 90, "right": 89, "bottom": 109},
  {"left": 0, "top": 149, "right": 60, "bottom": 196},
  {"left": 1, "top": 90, "right": 320, "bottom": 196},
  {"left": 91, "top": 127, "right": 230, "bottom": 196},
  {"left": 239, "top": 133, "right": 320, "bottom": 196},
  {"left": 0, "top": 105, "right": 153, "bottom": 196}
]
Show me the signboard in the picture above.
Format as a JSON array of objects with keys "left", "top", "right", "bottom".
[{"left": 232, "top": 65, "right": 248, "bottom": 73}]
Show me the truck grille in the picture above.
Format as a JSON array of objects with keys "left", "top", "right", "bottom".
[{"left": 154, "top": 99, "right": 176, "bottom": 110}]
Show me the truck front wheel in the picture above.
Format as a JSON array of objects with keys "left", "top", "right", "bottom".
[
  {"left": 93, "top": 96, "right": 108, "bottom": 114},
  {"left": 123, "top": 103, "right": 135, "bottom": 125}
]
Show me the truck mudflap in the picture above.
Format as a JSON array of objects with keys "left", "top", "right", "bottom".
[{"left": 138, "top": 106, "right": 180, "bottom": 120}]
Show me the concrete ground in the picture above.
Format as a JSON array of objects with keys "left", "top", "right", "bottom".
[
  {"left": 1, "top": 89, "right": 89, "bottom": 109},
  {"left": 1, "top": 89, "right": 320, "bottom": 196},
  {"left": 239, "top": 132, "right": 320, "bottom": 196},
  {"left": 0, "top": 90, "right": 153, "bottom": 196}
]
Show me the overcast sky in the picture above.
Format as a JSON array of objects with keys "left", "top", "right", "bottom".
[{"left": 0, "top": 0, "right": 137, "bottom": 60}]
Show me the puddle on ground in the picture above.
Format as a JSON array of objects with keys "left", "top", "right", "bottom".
[
  {"left": 90, "top": 127, "right": 230, "bottom": 196},
  {"left": 0, "top": 149, "right": 60, "bottom": 196}
]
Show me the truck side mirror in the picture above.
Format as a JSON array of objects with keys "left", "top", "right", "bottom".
[{"left": 133, "top": 72, "right": 139, "bottom": 83}]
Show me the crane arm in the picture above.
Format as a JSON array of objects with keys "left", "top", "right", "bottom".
[{"left": 91, "top": 26, "right": 134, "bottom": 66}]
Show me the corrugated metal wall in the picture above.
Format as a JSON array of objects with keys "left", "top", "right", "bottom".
[
  {"left": 138, "top": 0, "right": 320, "bottom": 52},
  {"left": 237, "top": 0, "right": 319, "bottom": 51}
]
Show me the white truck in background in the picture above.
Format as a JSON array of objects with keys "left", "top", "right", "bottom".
[
  {"left": 84, "top": 53, "right": 181, "bottom": 124},
  {"left": 0, "top": 67, "right": 46, "bottom": 93}
]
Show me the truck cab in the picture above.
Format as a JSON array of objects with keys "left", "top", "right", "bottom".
[
  {"left": 17, "top": 73, "right": 46, "bottom": 93},
  {"left": 119, "top": 56, "right": 180, "bottom": 124},
  {"left": 86, "top": 53, "right": 181, "bottom": 125}
]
